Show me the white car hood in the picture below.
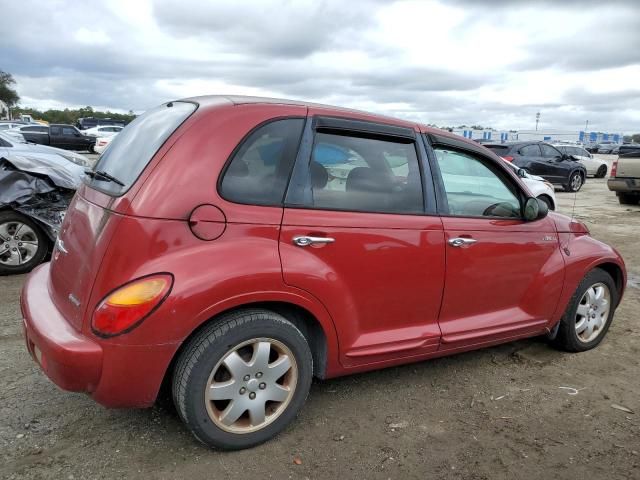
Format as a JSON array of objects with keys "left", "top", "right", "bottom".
[{"left": 11, "top": 142, "right": 90, "bottom": 167}]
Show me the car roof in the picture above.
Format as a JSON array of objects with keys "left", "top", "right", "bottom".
[{"left": 179, "top": 94, "right": 454, "bottom": 137}]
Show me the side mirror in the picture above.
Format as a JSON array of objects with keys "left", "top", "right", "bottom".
[
  {"left": 516, "top": 168, "right": 528, "bottom": 178},
  {"left": 523, "top": 197, "right": 549, "bottom": 221}
]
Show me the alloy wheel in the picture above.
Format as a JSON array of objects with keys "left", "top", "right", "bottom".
[
  {"left": 575, "top": 282, "right": 611, "bottom": 343},
  {"left": 570, "top": 173, "right": 582, "bottom": 191},
  {"left": 205, "top": 338, "right": 298, "bottom": 434},
  {"left": 0, "top": 221, "right": 39, "bottom": 266}
]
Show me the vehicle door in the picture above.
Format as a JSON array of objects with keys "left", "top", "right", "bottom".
[
  {"left": 279, "top": 115, "right": 446, "bottom": 367},
  {"left": 573, "top": 147, "right": 596, "bottom": 174},
  {"left": 62, "top": 126, "right": 85, "bottom": 150},
  {"left": 539, "top": 143, "right": 569, "bottom": 183},
  {"left": 427, "top": 139, "right": 564, "bottom": 350},
  {"left": 515, "top": 143, "right": 546, "bottom": 177}
]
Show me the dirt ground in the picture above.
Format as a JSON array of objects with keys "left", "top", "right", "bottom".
[{"left": 1, "top": 155, "right": 639, "bottom": 479}]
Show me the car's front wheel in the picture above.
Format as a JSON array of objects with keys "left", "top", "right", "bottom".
[
  {"left": 564, "top": 171, "right": 584, "bottom": 192},
  {"left": 0, "top": 211, "right": 49, "bottom": 276},
  {"left": 550, "top": 268, "right": 618, "bottom": 352},
  {"left": 172, "top": 309, "right": 313, "bottom": 450}
]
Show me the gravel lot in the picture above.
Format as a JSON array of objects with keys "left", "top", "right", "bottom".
[{"left": 1, "top": 155, "right": 639, "bottom": 479}]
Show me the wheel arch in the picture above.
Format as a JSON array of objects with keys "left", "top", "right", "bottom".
[
  {"left": 594, "top": 261, "right": 625, "bottom": 306},
  {"left": 158, "top": 299, "right": 334, "bottom": 405}
]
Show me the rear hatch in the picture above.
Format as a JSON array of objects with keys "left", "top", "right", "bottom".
[
  {"left": 616, "top": 146, "right": 640, "bottom": 178},
  {"left": 48, "top": 101, "right": 197, "bottom": 331}
]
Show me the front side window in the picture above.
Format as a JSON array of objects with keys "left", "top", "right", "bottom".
[
  {"left": 62, "top": 127, "right": 76, "bottom": 135},
  {"left": 540, "top": 144, "right": 561, "bottom": 157},
  {"left": 305, "top": 132, "right": 423, "bottom": 214},
  {"left": 520, "top": 144, "right": 541, "bottom": 156},
  {"left": 219, "top": 118, "right": 305, "bottom": 205},
  {"left": 435, "top": 148, "right": 521, "bottom": 218}
]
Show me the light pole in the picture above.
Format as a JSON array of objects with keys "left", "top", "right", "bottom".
[{"left": 535, "top": 112, "right": 540, "bottom": 131}]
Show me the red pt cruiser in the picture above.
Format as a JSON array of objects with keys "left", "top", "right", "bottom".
[{"left": 21, "top": 96, "right": 626, "bottom": 449}]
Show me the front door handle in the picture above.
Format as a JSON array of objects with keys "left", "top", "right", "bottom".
[
  {"left": 448, "top": 237, "right": 477, "bottom": 247},
  {"left": 293, "top": 236, "right": 335, "bottom": 247}
]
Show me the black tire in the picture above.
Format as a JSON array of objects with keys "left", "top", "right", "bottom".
[
  {"left": 618, "top": 193, "right": 638, "bottom": 205},
  {"left": 0, "top": 210, "right": 49, "bottom": 276},
  {"left": 537, "top": 194, "right": 555, "bottom": 211},
  {"left": 172, "top": 309, "right": 313, "bottom": 450},
  {"left": 550, "top": 268, "right": 618, "bottom": 352},
  {"left": 595, "top": 165, "right": 607, "bottom": 178},
  {"left": 564, "top": 171, "right": 584, "bottom": 192}
]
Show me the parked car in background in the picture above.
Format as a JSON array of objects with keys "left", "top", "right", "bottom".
[
  {"left": 554, "top": 144, "right": 608, "bottom": 178},
  {"left": 77, "top": 117, "right": 125, "bottom": 130},
  {"left": 597, "top": 142, "right": 617, "bottom": 154},
  {"left": 93, "top": 135, "right": 114, "bottom": 154},
  {"left": 608, "top": 144, "right": 640, "bottom": 205},
  {"left": 8, "top": 124, "right": 95, "bottom": 152},
  {"left": 485, "top": 141, "right": 587, "bottom": 192},
  {"left": 0, "top": 139, "right": 85, "bottom": 275},
  {"left": 0, "top": 132, "right": 91, "bottom": 168},
  {"left": 0, "top": 121, "right": 26, "bottom": 131},
  {"left": 21, "top": 96, "right": 625, "bottom": 450},
  {"left": 503, "top": 160, "right": 556, "bottom": 210},
  {"left": 82, "top": 125, "right": 124, "bottom": 137}
]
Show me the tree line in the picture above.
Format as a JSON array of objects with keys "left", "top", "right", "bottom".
[{"left": 1, "top": 69, "right": 136, "bottom": 125}]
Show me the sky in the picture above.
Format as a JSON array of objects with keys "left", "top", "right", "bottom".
[{"left": 2, "top": 0, "right": 639, "bottom": 133}]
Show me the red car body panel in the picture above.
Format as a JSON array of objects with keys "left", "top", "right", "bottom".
[{"left": 20, "top": 97, "right": 627, "bottom": 409}]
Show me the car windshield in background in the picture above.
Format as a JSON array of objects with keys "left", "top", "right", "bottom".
[
  {"left": 0, "top": 132, "right": 24, "bottom": 144},
  {"left": 90, "top": 101, "right": 196, "bottom": 195}
]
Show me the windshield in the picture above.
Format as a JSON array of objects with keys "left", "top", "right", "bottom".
[{"left": 90, "top": 101, "right": 196, "bottom": 195}]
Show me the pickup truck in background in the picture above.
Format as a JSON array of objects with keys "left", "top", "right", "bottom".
[
  {"left": 608, "top": 144, "right": 640, "bottom": 205},
  {"left": 16, "top": 124, "right": 96, "bottom": 151}
]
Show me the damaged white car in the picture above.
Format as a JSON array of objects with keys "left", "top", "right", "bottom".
[{"left": 0, "top": 142, "right": 84, "bottom": 275}]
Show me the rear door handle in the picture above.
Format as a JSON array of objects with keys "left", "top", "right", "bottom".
[
  {"left": 448, "top": 237, "right": 477, "bottom": 247},
  {"left": 293, "top": 236, "right": 335, "bottom": 247}
]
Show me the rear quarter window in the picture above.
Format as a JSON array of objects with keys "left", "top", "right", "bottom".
[{"left": 90, "top": 101, "right": 196, "bottom": 195}]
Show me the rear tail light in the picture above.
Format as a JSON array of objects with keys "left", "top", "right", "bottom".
[
  {"left": 611, "top": 160, "right": 618, "bottom": 177},
  {"left": 501, "top": 156, "right": 514, "bottom": 162},
  {"left": 92, "top": 274, "right": 173, "bottom": 337}
]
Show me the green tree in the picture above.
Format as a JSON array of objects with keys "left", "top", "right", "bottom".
[{"left": 0, "top": 70, "right": 20, "bottom": 107}]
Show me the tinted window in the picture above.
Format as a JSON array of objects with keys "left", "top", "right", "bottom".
[
  {"left": 519, "top": 144, "right": 541, "bottom": 156},
  {"left": 435, "top": 148, "right": 520, "bottom": 218},
  {"left": 219, "top": 118, "right": 305, "bottom": 205},
  {"left": 540, "top": 144, "right": 561, "bottom": 157},
  {"left": 91, "top": 101, "right": 196, "bottom": 195},
  {"left": 485, "top": 145, "right": 510, "bottom": 155},
  {"left": 50, "top": 126, "right": 61, "bottom": 135},
  {"left": 62, "top": 127, "right": 76, "bottom": 135},
  {"left": 305, "top": 132, "right": 423, "bottom": 214},
  {"left": 24, "top": 126, "right": 47, "bottom": 133}
]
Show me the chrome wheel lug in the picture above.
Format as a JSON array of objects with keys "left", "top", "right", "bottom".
[
  {"left": 256, "top": 372, "right": 263, "bottom": 378},
  {"left": 249, "top": 392, "right": 256, "bottom": 400},
  {"left": 239, "top": 387, "right": 246, "bottom": 395},
  {"left": 259, "top": 382, "right": 266, "bottom": 390},
  {"left": 243, "top": 374, "right": 250, "bottom": 381},
  {"left": 18, "top": 242, "right": 22, "bottom": 247}
]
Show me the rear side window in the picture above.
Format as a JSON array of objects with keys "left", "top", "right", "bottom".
[
  {"left": 304, "top": 132, "right": 423, "bottom": 214},
  {"left": 62, "top": 127, "right": 76, "bottom": 135},
  {"left": 219, "top": 118, "right": 305, "bottom": 205},
  {"left": 91, "top": 101, "right": 196, "bottom": 195},
  {"left": 519, "top": 144, "right": 541, "bottom": 156},
  {"left": 50, "top": 126, "right": 61, "bottom": 135}
]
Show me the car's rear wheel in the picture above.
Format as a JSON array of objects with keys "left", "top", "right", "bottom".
[
  {"left": 595, "top": 165, "right": 607, "bottom": 178},
  {"left": 550, "top": 268, "right": 618, "bottom": 352},
  {"left": 618, "top": 193, "right": 638, "bottom": 205},
  {"left": 0, "top": 211, "right": 49, "bottom": 276},
  {"left": 564, "top": 171, "right": 584, "bottom": 192},
  {"left": 172, "top": 309, "right": 313, "bottom": 450}
]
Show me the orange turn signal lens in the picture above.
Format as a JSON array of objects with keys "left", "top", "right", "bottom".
[{"left": 92, "top": 274, "right": 173, "bottom": 337}]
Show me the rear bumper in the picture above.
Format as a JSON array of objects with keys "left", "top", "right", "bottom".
[
  {"left": 608, "top": 178, "right": 640, "bottom": 193},
  {"left": 21, "top": 263, "right": 178, "bottom": 408},
  {"left": 21, "top": 264, "right": 103, "bottom": 392}
]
